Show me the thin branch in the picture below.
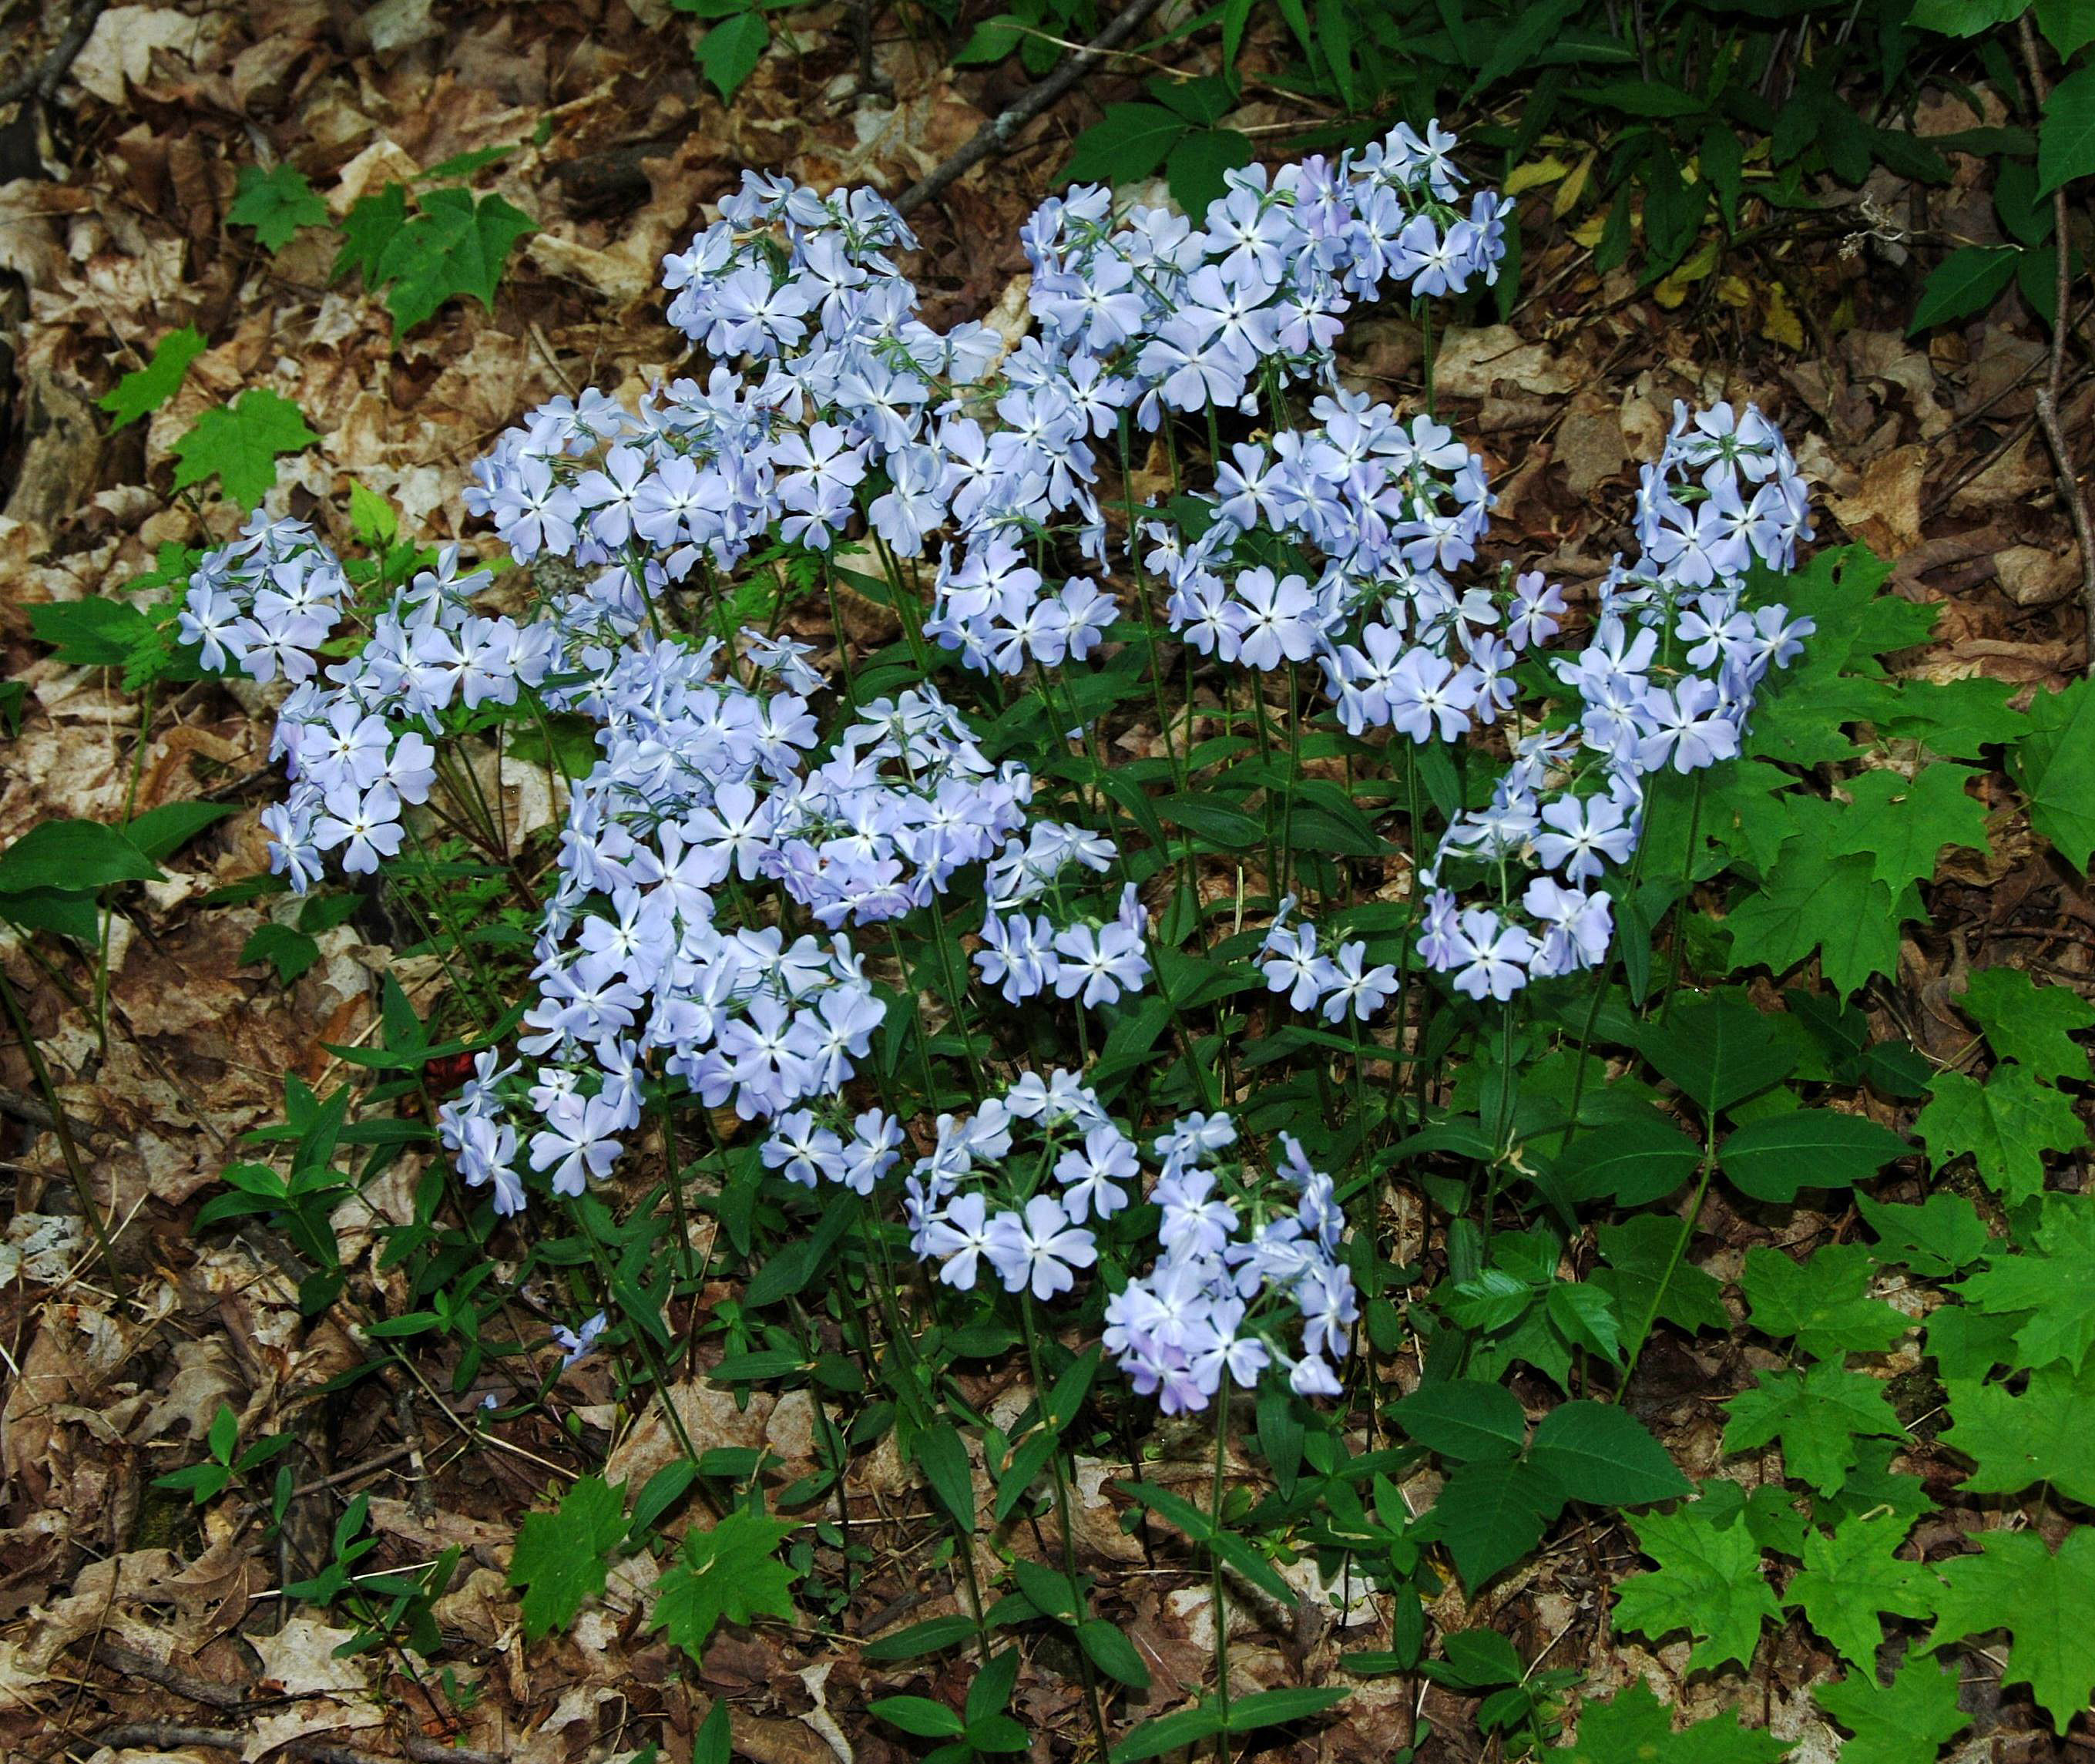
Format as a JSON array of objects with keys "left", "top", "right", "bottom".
[
  {"left": 894, "top": 0, "right": 1170, "bottom": 217},
  {"left": 0, "top": 0, "right": 109, "bottom": 107},
  {"left": 2016, "top": 13, "right": 2095, "bottom": 673}
]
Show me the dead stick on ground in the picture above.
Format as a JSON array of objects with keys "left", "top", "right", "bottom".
[
  {"left": 894, "top": 0, "right": 1170, "bottom": 216},
  {"left": 79, "top": 1725, "right": 502, "bottom": 1764},
  {"left": 0, "top": 0, "right": 109, "bottom": 106},
  {"left": 2017, "top": 14, "right": 2095, "bottom": 674}
]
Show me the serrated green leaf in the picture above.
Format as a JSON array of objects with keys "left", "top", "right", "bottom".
[
  {"left": 1954, "top": 1196, "right": 2095, "bottom": 1369},
  {"left": 1593, "top": 1215, "right": 1730, "bottom": 1346},
  {"left": 1858, "top": 1191, "right": 1990, "bottom": 1278},
  {"left": 1633, "top": 992, "right": 1798, "bottom": 1114},
  {"left": 1812, "top": 1658, "right": 1969, "bottom": 1764},
  {"left": 29, "top": 599, "right": 161, "bottom": 671},
  {"left": 1925, "top": 1527, "right": 2095, "bottom": 1735},
  {"left": 651, "top": 1505, "right": 801, "bottom": 1662},
  {"left": 1552, "top": 1109, "right": 1703, "bottom": 1205},
  {"left": 2011, "top": 677, "right": 2095, "bottom": 872},
  {"left": 1428, "top": 1457, "right": 1563, "bottom": 1589},
  {"left": 2036, "top": 0, "right": 2095, "bottom": 55},
  {"left": 1909, "top": 244, "right": 2019, "bottom": 333},
  {"left": 99, "top": 326, "right": 206, "bottom": 427},
  {"left": 1165, "top": 129, "right": 1254, "bottom": 217},
  {"left": 1918, "top": 1063, "right": 2087, "bottom": 1205},
  {"left": 508, "top": 1475, "right": 627, "bottom": 1641},
  {"left": 1740, "top": 1244, "right": 1909, "bottom": 1359},
  {"left": 695, "top": 8, "right": 768, "bottom": 100},
  {"left": 1786, "top": 1510, "right": 1936, "bottom": 1668},
  {"left": 335, "top": 182, "right": 408, "bottom": 286},
  {"left": 170, "top": 389, "right": 317, "bottom": 506},
  {"left": 1066, "top": 103, "right": 1190, "bottom": 187},
  {"left": 1958, "top": 966, "right": 2094, "bottom": 1085},
  {"left": 1724, "top": 843, "right": 1905, "bottom": 996},
  {"left": 374, "top": 187, "right": 536, "bottom": 333},
  {"left": 2037, "top": 61, "right": 2095, "bottom": 197},
  {"left": 1559, "top": 1681, "right": 1791, "bottom": 1764},
  {"left": 1830, "top": 764, "right": 1988, "bottom": 892},
  {"left": 1723, "top": 1362, "right": 1906, "bottom": 1494},
  {"left": 1949, "top": 1359, "right": 2095, "bottom": 1501},
  {"left": 228, "top": 163, "right": 328, "bottom": 251},
  {"left": 1612, "top": 1498, "right": 1783, "bottom": 1673}
]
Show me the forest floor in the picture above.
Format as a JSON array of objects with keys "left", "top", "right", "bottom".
[{"left": 1, "top": 3, "right": 2091, "bottom": 1762}]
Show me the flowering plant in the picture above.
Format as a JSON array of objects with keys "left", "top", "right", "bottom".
[{"left": 173, "top": 119, "right": 1817, "bottom": 1749}]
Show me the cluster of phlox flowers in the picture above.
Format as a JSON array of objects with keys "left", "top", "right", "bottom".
[
  {"left": 1408, "top": 398, "right": 1815, "bottom": 1003},
  {"left": 1106, "top": 1116, "right": 1358, "bottom": 1413},
  {"left": 171, "top": 120, "right": 1799, "bottom": 1415},
  {"left": 901, "top": 1069, "right": 1133, "bottom": 1303},
  {"left": 175, "top": 521, "right": 521, "bottom": 889},
  {"left": 1220, "top": 396, "right": 1814, "bottom": 1020},
  {"left": 917, "top": 122, "right": 1511, "bottom": 680}
]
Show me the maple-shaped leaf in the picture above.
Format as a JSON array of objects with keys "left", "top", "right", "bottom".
[
  {"left": 373, "top": 187, "right": 536, "bottom": 332},
  {"left": 2010, "top": 677, "right": 2095, "bottom": 875},
  {"left": 1952, "top": 1195, "right": 2095, "bottom": 1370},
  {"left": 1924, "top": 1527, "right": 2095, "bottom": 1735},
  {"left": 1784, "top": 1511, "right": 1936, "bottom": 1668},
  {"left": 1739, "top": 1244, "right": 1909, "bottom": 1360},
  {"left": 508, "top": 1474, "right": 627, "bottom": 1641},
  {"left": 1916, "top": 1063, "right": 2087, "bottom": 1205},
  {"left": 1723, "top": 1362, "right": 1906, "bottom": 1495},
  {"left": 1723, "top": 839, "right": 1906, "bottom": 999},
  {"left": 334, "top": 181, "right": 408, "bottom": 287},
  {"left": 1958, "top": 966, "right": 2095, "bottom": 1086},
  {"left": 99, "top": 326, "right": 206, "bottom": 428},
  {"left": 228, "top": 163, "right": 328, "bottom": 251},
  {"left": 650, "top": 1505, "right": 801, "bottom": 1663},
  {"left": 1812, "top": 1658, "right": 1969, "bottom": 1764},
  {"left": 1828, "top": 763, "right": 1988, "bottom": 892},
  {"left": 1857, "top": 1191, "right": 1990, "bottom": 1278},
  {"left": 1694, "top": 1479, "right": 1810, "bottom": 1558},
  {"left": 1875, "top": 673, "right": 2022, "bottom": 758},
  {"left": 1941, "top": 1361, "right": 2095, "bottom": 1504},
  {"left": 1611, "top": 1498, "right": 1783, "bottom": 1673},
  {"left": 1559, "top": 1680, "right": 1790, "bottom": 1764},
  {"left": 1808, "top": 1435, "right": 1936, "bottom": 1534},
  {"left": 170, "top": 389, "right": 317, "bottom": 506}
]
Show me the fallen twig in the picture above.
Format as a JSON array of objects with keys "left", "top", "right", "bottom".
[
  {"left": 0, "top": 0, "right": 109, "bottom": 107},
  {"left": 894, "top": 0, "right": 1170, "bottom": 216},
  {"left": 82, "top": 1723, "right": 503, "bottom": 1764}
]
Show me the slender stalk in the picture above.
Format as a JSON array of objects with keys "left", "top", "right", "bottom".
[
  {"left": 1657, "top": 771, "right": 1707, "bottom": 1023},
  {"left": 0, "top": 966, "right": 125, "bottom": 1290},
  {"left": 1019, "top": 1295, "right": 1113, "bottom": 1758},
  {"left": 1613, "top": 1110, "right": 1721, "bottom": 1400}
]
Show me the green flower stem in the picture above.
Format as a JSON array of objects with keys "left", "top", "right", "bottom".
[
  {"left": 1613, "top": 1110, "right": 1721, "bottom": 1400},
  {"left": 1019, "top": 1293, "right": 1113, "bottom": 1759},
  {"left": 1657, "top": 770, "right": 1707, "bottom": 1026}
]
